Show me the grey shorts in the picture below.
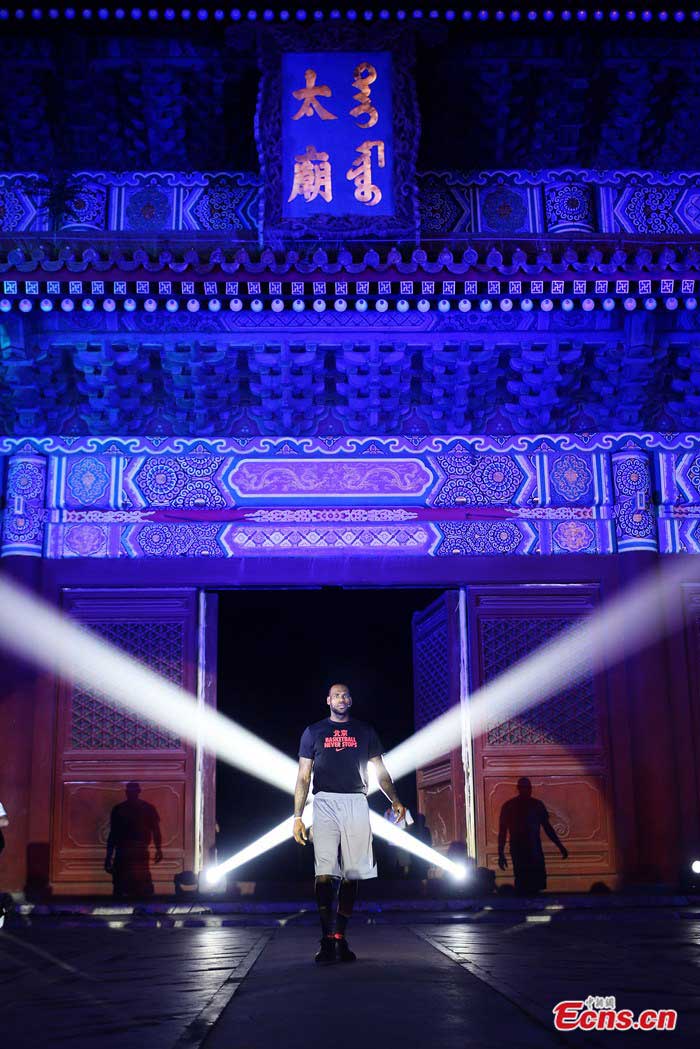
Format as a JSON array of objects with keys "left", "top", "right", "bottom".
[{"left": 312, "top": 791, "right": 377, "bottom": 880}]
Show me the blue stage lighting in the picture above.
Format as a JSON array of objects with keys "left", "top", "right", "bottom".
[
  {"left": 39, "top": 298, "right": 53, "bottom": 312},
  {"left": 103, "top": 298, "right": 116, "bottom": 312},
  {"left": 397, "top": 299, "right": 410, "bottom": 312},
  {"left": 582, "top": 297, "right": 595, "bottom": 311},
  {"left": 165, "top": 299, "right": 179, "bottom": 312},
  {"left": 417, "top": 298, "right": 431, "bottom": 312},
  {"left": 19, "top": 299, "right": 32, "bottom": 313},
  {"left": 334, "top": 298, "right": 347, "bottom": 312},
  {"left": 437, "top": 298, "right": 450, "bottom": 312},
  {"left": 666, "top": 296, "right": 679, "bottom": 310},
  {"left": 500, "top": 297, "right": 513, "bottom": 311},
  {"left": 208, "top": 298, "right": 222, "bottom": 312},
  {"left": 82, "top": 298, "right": 96, "bottom": 312},
  {"left": 376, "top": 298, "right": 389, "bottom": 312},
  {"left": 0, "top": 299, "right": 12, "bottom": 312},
  {"left": 541, "top": 297, "right": 554, "bottom": 311},
  {"left": 251, "top": 298, "right": 264, "bottom": 312},
  {"left": 230, "top": 297, "right": 244, "bottom": 311},
  {"left": 520, "top": 297, "right": 533, "bottom": 311},
  {"left": 458, "top": 298, "right": 471, "bottom": 312},
  {"left": 272, "top": 298, "right": 285, "bottom": 312},
  {"left": 123, "top": 297, "right": 136, "bottom": 312},
  {"left": 480, "top": 298, "right": 493, "bottom": 312},
  {"left": 644, "top": 297, "right": 657, "bottom": 310},
  {"left": 685, "top": 297, "right": 698, "bottom": 310},
  {"left": 355, "top": 298, "right": 369, "bottom": 312},
  {"left": 61, "top": 298, "right": 75, "bottom": 312},
  {"left": 186, "top": 298, "right": 200, "bottom": 312},
  {"left": 602, "top": 297, "right": 615, "bottom": 311},
  {"left": 313, "top": 298, "right": 326, "bottom": 312},
  {"left": 292, "top": 298, "right": 305, "bottom": 312}
]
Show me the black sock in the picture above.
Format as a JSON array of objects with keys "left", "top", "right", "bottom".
[
  {"left": 315, "top": 878, "right": 338, "bottom": 937},
  {"left": 336, "top": 879, "right": 358, "bottom": 936}
]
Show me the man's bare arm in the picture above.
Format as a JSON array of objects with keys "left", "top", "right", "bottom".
[
  {"left": 293, "top": 757, "right": 313, "bottom": 844},
  {"left": 369, "top": 756, "right": 405, "bottom": 820}
]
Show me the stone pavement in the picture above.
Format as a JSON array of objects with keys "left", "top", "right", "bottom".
[{"left": 2, "top": 906, "right": 699, "bottom": 1048}]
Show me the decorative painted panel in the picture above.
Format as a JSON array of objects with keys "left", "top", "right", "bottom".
[
  {"left": 5, "top": 169, "right": 700, "bottom": 239},
  {"left": 2, "top": 433, "right": 700, "bottom": 558}
]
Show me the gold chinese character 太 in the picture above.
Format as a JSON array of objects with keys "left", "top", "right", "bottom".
[
  {"left": 346, "top": 139, "right": 385, "bottom": 206},
  {"left": 291, "top": 68, "right": 337, "bottom": 121},
  {"left": 288, "top": 145, "right": 333, "bottom": 204},
  {"left": 349, "top": 62, "right": 378, "bottom": 128}
]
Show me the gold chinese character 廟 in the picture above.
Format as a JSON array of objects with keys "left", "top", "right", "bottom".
[
  {"left": 346, "top": 139, "right": 385, "bottom": 206},
  {"left": 288, "top": 145, "right": 333, "bottom": 203},
  {"left": 349, "top": 62, "right": 378, "bottom": 128},
  {"left": 291, "top": 68, "right": 337, "bottom": 121}
]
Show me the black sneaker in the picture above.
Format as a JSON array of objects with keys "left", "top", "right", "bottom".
[
  {"left": 314, "top": 936, "right": 336, "bottom": 965},
  {"left": 334, "top": 935, "right": 356, "bottom": 962}
]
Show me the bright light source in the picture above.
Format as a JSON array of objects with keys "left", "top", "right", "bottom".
[
  {"left": 205, "top": 804, "right": 313, "bottom": 884},
  {"left": 691, "top": 859, "right": 700, "bottom": 875}
]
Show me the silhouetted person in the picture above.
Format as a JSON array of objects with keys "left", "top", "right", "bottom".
[
  {"left": 105, "top": 782, "right": 162, "bottom": 898},
  {"left": 498, "top": 777, "right": 568, "bottom": 894}
]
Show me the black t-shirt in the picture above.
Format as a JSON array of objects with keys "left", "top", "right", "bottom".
[{"left": 299, "top": 717, "right": 383, "bottom": 795}]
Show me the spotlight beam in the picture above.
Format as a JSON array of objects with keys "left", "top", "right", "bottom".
[
  {"left": 375, "top": 560, "right": 691, "bottom": 786},
  {"left": 205, "top": 806, "right": 464, "bottom": 884},
  {"left": 0, "top": 577, "right": 298, "bottom": 796}
]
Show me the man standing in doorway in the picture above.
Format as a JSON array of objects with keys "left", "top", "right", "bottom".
[{"left": 293, "top": 683, "right": 405, "bottom": 965}]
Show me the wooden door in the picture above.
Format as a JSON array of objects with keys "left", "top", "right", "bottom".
[
  {"left": 468, "top": 585, "right": 618, "bottom": 892},
  {"left": 412, "top": 592, "right": 468, "bottom": 854},
  {"left": 50, "top": 588, "right": 199, "bottom": 894}
]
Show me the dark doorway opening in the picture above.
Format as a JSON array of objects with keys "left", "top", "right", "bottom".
[{"left": 216, "top": 587, "right": 444, "bottom": 882}]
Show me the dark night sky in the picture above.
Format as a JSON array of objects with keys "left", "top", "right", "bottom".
[{"left": 215, "top": 586, "right": 444, "bottom": 880}]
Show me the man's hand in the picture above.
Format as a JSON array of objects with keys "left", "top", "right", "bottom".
[
  {"left": 498, "top": 852, "right": 508, "bottom": 871},
  {"left": 559, "top": 846, "right": 569, "bottom": 860},
  {"left": 391, "top": 801, "right": 406, "bottom": 824},
  {"left": 0, "top": 817, "right": 9, "bottom": 829},
  {"left": 293, "top": 817, "right": 308, "bottom": 845},
  {"left": 154, "top": 848, "right": 163, "bottom": 865}
]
